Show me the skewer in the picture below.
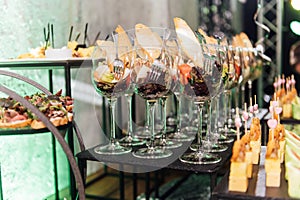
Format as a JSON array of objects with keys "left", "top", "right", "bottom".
[
  {"left": 235, "top": 107, "right": 241, "bottom": 141},
  {"left": 93, "top": 31, "right": 101, "bottom": 45},
  {"left": 68, "top": 26, "right": 73, "bottom": 41},
  {"left": 51, "top": 24, "right": 54, "bottom": 48},
  {"left": 249, "top": 97, "right": 253, "bottom": 113},
  {"left": 244, "top": 103, "right": 248, "bottom": 136},
  {"left": 84, "top": 23, "right": 88, "bottom": 46},
  {"left": 75, "top": 33, "right": 81, "bottom": 41}
]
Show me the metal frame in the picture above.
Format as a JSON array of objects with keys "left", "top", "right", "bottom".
[
  {"left": 257, "top": 0, "right": 283, "bottom": 106},
  {"left": 0, "top": 70, "right": 86, "bottom": 200}
]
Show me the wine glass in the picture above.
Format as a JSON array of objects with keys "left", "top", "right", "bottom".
[
  {"left": 200, "top": 44, "right": 229, "bottom": 152},
  {"left": 167, "top": 40, "right": 197, "bottom": 142},
  {"left": 111, "top": 30, "right": 145, "bottom": 147},
  {"left": 187, "top": 44, "right": 227, "bottom": 153},
  {"left": 91, "top": 42, "right": 132, "bottom": 155},
  {"left": 177, "top": 42, "right": 222, "bottom": 164},
  {"left": 220, "top": 46, "right": 242, "bottom": 136},
  {"left": 131, "top": 44, "right": 173, "bottom": 159},
  {"left": 156, "top": 36, "right": 186, "bottom": 148}
]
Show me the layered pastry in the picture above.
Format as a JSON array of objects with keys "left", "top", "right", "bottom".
[
  {"left": 269, "top": 124, "right": 285, "bottom": 163},
  {"left": 249, "top": 117, "right": 261, "bottom": 164},
  {"left": 229, "top": 140, "right": 248, "bottom": 192},
  {"left": 241, "top": 134, "right": 253, "bottom": 178},
  {"left": 265, "top": 139, "right": 281, "bottom": 187}
]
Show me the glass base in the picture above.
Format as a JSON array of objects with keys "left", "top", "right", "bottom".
[
  {"left": 189, "top": 142, "right": 227, "bottom": 152},
  {"left": 155, "top": 139, "right": 182, "bottom": 149},
  {"left": 94, "top": 142, "right": 132, "bottom": 155},
  {"left": 167, "top": 116, "right": 177, "bottom": 126},
  {"left": 179, "top": 152, "right": 221, "bottom": 164},
  {"left": 217, "top": 134, "right": 234, "bottom": 144},
  {"left": 168, "top": 132, "right": 195, "bottom": 142},
  {"left": 134, "top": 128, "right": 161, "bottom": 139},
  {"left": 119, "top": 136, "right": 145, "bottom": 146},
  {"left": 181, "top": 126, "right": 198, "bottom": 135},
  {"left": 208, "top": 144, "right": 228, "bottom": 153},
  {"left": 220, "top": 126, "right": 236, "bottom": 136},
  {"left": 132, "top": 147, "right": 173, "bottom": 159}
]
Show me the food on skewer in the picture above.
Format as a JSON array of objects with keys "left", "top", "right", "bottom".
[
  {"left": 249, "top": 114, "right": 261, "bottom": 164},
  {"left": 241, "top": 133, "right": 253, "bottom": 178},
  {"left": 265, "top": 139, "right": 281, "bottom": 187},
  {"left": 229, "top": 107, "right": 248, "bottom": 192},
  {"left": 229, "top": 140, "right": 248, "bottom": 192}
]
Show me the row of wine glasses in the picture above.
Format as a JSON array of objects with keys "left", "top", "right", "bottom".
[{"left": 91, "top": 26, "right": 265, "bottom": 164}]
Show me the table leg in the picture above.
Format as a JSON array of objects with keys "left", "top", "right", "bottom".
[
  {"left": 48, "top": 69, "right": 53, "bottom": 93},
  {"left": 67, "top": 127, "right": 76, "bottom": 200},
  {"left": 51, "top": 134, "right": 59, "bottom": 200},
  {"left": 133, "top": 173, "right": 137, "bottom": 200},
  {"left": 145, "top": 173, "right": 150, "bottom": 200},
  {"left": 64, "top": 64, "right": 71, "bottom": 97},
  {"left": 154, "top": 171, "right": 159, "bottom": 198},
  {"left": 210, "top": 173, "right": 217, "bottom": 193},
  {"left": 119, "top": 171, "right": 125, "bottom": 200}
]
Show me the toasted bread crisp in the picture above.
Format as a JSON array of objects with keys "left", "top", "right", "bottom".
[
  {"left": 135, "top": 23, "right": 162, "bottom": 60},
  {"left": 114, "top": 25, "right": 136, "bottom": 60},
  {"left": 174, "top": 17, "right": 203, "bottom": 66}
]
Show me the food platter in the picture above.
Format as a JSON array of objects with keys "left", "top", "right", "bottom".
[{"left": 0, "top": 121, "right": 72, "bottom": 136}]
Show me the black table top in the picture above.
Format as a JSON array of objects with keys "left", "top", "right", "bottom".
[
  {"left": 76, "top": 141, "right": 233, "bottom": 174},
  {"left": 0, "top": 122, "right": 72, "bottom": 136},
  {"left": 212, "top": 147, "right": 293, "bottom": 200}
]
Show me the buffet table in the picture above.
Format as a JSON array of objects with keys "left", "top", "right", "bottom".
[
  {"left": 211, "top": 147, "right": 292, "bottom": 200},
  {"left": 76, "top": 141, "right": 233, "bottom": 200}
]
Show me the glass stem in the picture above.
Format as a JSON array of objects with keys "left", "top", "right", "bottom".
[
  {"left": 207, "top": 100, "right": 212, "bottom": 142},
  {"left": 224, "top": 90, "right": 231, "bottom": 127},
  {"left": 214, "top": 95, "right": 220, "bottom": 132},
  {"left": 125, "top": 94, "right": 133, "bottom": 137},
  {"left": 148, "top": 100, "right": 156, "bottom": 150},
  {"left": 196, "top": 102, "right": 204, "bottom": 147},
  {"left": 176, "top": 94, "right": 182, "bottom": 133},
  {"left": 108, "top": 99, "right": 117, "bottom": 145},
  {"left": 161, "top": 97, "right": 167, "bottom": 140},
  {"left": 240, "top": 84, "right": 245, "bottom": 109},
  {"left": 145, "top": 101, "right": 150, "bottom": 132},
  {"left": 248, "top": 80, "right": 252, "bottom": 102}
]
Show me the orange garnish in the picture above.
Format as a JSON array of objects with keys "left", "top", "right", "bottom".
[{"left": 178, "top": 64, "right": 192, "bottom": 84}]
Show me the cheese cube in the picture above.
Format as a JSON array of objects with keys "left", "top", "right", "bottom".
[
  {"left": 229, "top": 176, "right": 248, "bottom": 192},
  {"left": 266, "top": 171, "right": 281, "bottom": 187}
]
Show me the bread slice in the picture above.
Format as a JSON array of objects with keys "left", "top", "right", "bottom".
[
  {"left": 114, "top": 25, "right": 135, "bottom": 60},
  {"left": 135, "top": 23, "right": 162, "bottom": 59},
  {"left": 95, "top": 40, "right": 115, "bottom": 70},
  {"left": 239, "top": 32, "right": 253, "bottom": 48},
  {"left": 173, "top": 17, "right": 203, "bottom": 66},
  {"left": 0, "top": 119, "right": 32, "bottom": 128}
]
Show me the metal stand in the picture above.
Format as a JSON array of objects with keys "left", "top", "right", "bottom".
[{"left": 0, "top": 70, "right": 85, "bottom": 200}]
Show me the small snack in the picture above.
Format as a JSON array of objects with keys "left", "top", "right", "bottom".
[
  {"left": 270, "top": 124, "right": 285, "bottom": 163},
  {"left": 241, "top": 134, "right": 253, "bottom": 178},
  {"left": 229, "top": 140, "right": 248, "bottom": 192},
  {"left": 135, "top": 23, "right": 162, "bottom": 60},
  {"left": 0, "top": 98, "right": 32, "bottom": 128},
  {"left": 265, "top": 139, "right": 281, "bottom": 187},
  {"left": 17, "top": 46, "right": 46, "bottom": 59},
  {"left": 249, "top": 117, "right": 261, "bottom": 164},
  {"left": 173, "top": 17, "right": 203, "bottom": 67},
  {"left": 26, "top": 90, "right": 74, "bottom": 129}
]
